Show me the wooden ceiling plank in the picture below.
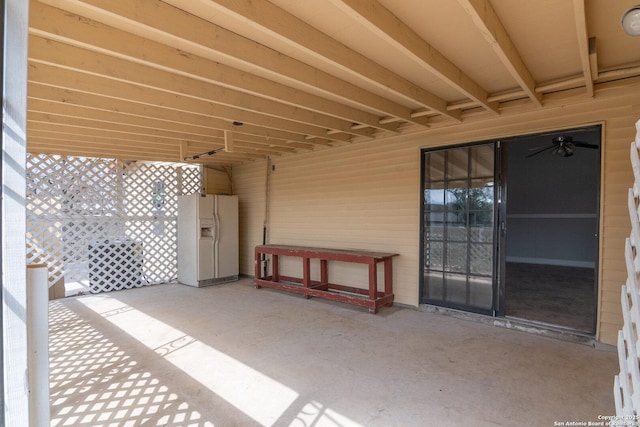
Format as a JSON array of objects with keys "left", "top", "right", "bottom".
[
  {"left": 165, "top": 0, "right": 460, "bottom": 121},
  {"left": 231, "top": 134, "right": 313, "bottom": 151},
  {"left": 330, "top": 0, "right": 498, "bottom": 115},
  {"left": 28, "top": 147, "right": 179, "bottom": 162},
  {"left": 194, "top": 157, "right": 249, "bottom": 166},
  {"left": 31, "top": 121, "right": 296, "bottom": 156},
  {"left": 572, "top": 0, "right": 594, "bottom": 97},
  {"left": 28, "top": 41, "right": 355, "bottom": 143},
  {"left": 28, "top": 112, "right": 221, "bottom": 145},
  {"left": 29, "top": 136, "right": 262, "bottom": 163},
  {"left": 28, "top": 137, "right": 179, "bottom": 158},
  {"left": 457, "top": 0, "right": 543, "bottom": 107},
  {"left": 29, "top": 2, "right": 398, "bottom": 135},
  {"left": 185, "top": 152, "right": 261, "bottom": 162},
  {"left": 28, "top": 98, "right": 315, "bottom": 150},
  {"left": 29, "top": 78, "right": 332, "bottom": 147},
  {"left": 28, "top": 97, "right": 225, "bottom": 139},
  {"left": 29, "top": 123, "right": 191, "bottom": 147},
  {"left": 28, "top": 130, "right": 183, "bottom": 152},
  {"left": 233, "top": 141, "right": 296, "bottom": 154},
  {"left": 35, "top": 0, "right": 435, "bottom": 127},
  {"left": 28, "top": 34, "right": 374, "bottom": 140},
  {"left": 589, "top": 37, "right": 598, "bottom": 82}
]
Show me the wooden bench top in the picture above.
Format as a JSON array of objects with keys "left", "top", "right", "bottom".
[{"left": 255, "top": 244, "right": 398, "bottom": 261}]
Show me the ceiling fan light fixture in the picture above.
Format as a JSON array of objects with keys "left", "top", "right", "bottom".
[{"left": 622, "top": 6, "right": 640, "bottom": 36}]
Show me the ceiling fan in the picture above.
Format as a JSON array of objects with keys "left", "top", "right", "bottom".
[{"left": 526, "top": 136, "right": 598, "bottom": 158}]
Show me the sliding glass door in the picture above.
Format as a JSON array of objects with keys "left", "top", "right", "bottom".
[{"left": 421, "top": 143, "right": 497, "bottom": 314}]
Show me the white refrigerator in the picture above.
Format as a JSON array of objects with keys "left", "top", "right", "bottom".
[{"left": 177, "top": 194, "right": 239, "bottom": 287}]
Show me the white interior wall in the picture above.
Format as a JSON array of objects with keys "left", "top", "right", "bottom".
[{"left": 505, "top": 127, "right": 601, "bottom": 267}]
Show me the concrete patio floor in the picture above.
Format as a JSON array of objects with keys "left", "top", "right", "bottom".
[{"left": 49, "top": 277, "right": 617, "bottom": 426}]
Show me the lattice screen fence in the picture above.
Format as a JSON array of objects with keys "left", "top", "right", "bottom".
[
  {"left": 26, "top": 154, "right": 201, "bottom": 294},
  {"left": 615, "top": 119, "right": 640, "bottom": 415}
]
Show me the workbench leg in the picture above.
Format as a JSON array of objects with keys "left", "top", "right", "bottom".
[
  {"left": 320, "top": 259, "right": 328, "bottom": 285},
  {"left": 368, "top": 260, "right": 377, "bottom": 301},
  {"left": 384, "top": 258, "right": 393, "bottom": 306},
  {"left": 254, "top": 250, "right": 262, "bottom": 288},
  {"left": 303, "top": 257, "right": 311, "bottom": 299},
  {"left": 272, "top": 254, "right": 279, "bottom": 282}
]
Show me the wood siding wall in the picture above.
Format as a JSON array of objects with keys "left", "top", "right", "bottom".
[
  {"left": 233, "top": 79, "right": 640, "bottom": 345},
  {"left": 203, "top": 166, "right": 232, "bottom": 195}
]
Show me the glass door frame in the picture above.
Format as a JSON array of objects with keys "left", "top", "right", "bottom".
[
  {"left": 420, "top": 126, "right": 601, "bottom": 331},
  {"left": 498, "top": 126, "right": 601, "bottom": 333},
  {"left": 419, "top": 141, "right": 501, "bottom": 316}
]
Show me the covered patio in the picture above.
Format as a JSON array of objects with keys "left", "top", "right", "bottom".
[
  {"left": 3, "top": 0, "right": 640, "bottom": 425},
  {"left": 49, "top": 279, "right": 616, "bottom": 426}
]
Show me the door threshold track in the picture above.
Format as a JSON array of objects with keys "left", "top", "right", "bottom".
[{"left": 418, "top": 304, "right": 603, "bottom": 347}]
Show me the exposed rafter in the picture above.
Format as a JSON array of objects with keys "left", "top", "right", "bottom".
[
  {"left": 329, "top": 0, "right": 499, "bottom": 115},
  {"left": 160, "top": 0, "right": 461, "bottom": 122},
  {"left": 24, "top": 0, "right": 640, "bottom": 165},
  {"left": 29, "top": 1, "right": 401, "bottom": 136},
  {"left": 29, "top": 37, "right": 364, "bottom": 141},
  {"left": 36, "top": 0, "right": 434, "bottom": 127},
  {"left": 572, "top": 0, "right": 594, "bottom": 97},
  {"left": 457, "top": 0, "right": 543, "bottom": 108}
]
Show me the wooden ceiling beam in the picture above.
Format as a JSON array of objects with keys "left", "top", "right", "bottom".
[
  {"left": 27, "top": 65, "right": 338, "bottom": 146},
  {"left": 28, "top": 130, "right": 185, "bottom": 153},
  {"left": 28, "top": 111, "right": 221, "bottom": 146},
  {"left": 330, "top": 0, "right": 498, "bottom": 115},
  {"left": 28, "top": 38, "right": 357, "bottom": 143},
  {"left": 572, "top": 0, "right": 594, "bottom": 97},
  {"left": 457, "top": 0, "right": 543, "bottom": 107},
  {"left": 36, "top": 0, "right": 434, "bottom": 127},
  {"left": 28, "top": 98, "right": 315, "bottom": 151},
  {"left": 178, "top": 145, "right": 262, "bottom": 162},
  {"left": 28, "top": 34, "right": 375, "bottom": 140},
  {"left": 28, "top": 123, "right": 199, "bottom": 148},
  {"left": 28, "top": 97, "right": 223, "bottom": 138},
  {"left": 28, "top": 136, "right": 179, "bottom": 159},
  {"left": 165, "top": 0, "right": 460, "bottom": 122},
  {"left": 29, "top": 2, "right": 398, "bottom": 135},
  {"left": 29, "top": 136, "right": 260, "bottom": 164},
  {"left": 29, "top": 122, "right": 297, "bottom": 156},
  {"left": 29, "top": 143, "right": 249, "bottom": 165}
]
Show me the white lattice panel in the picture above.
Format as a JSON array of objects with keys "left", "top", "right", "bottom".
[
  {"left": 88, "top": 239, "right": 144, "bottom": 293},
  {"left": 26, "top": 155, "right": 201, "bottom": 293},
  {"left": 615, "top": 119, "right": 640, "bottom": 415}
]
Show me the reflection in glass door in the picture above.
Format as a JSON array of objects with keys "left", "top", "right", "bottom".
[{"left": 421, "top": 144, "right": 496, "bottom": 314}]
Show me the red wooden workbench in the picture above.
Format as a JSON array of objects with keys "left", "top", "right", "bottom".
[{"left": 254, "top": 244, "right": 398, "bottom": 313}]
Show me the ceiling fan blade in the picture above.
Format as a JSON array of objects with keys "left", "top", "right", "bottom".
[
  {"left": 572, "top": 141, "right": 599, "bottom": 149},
  {"left": 526, "top": 144, "right": 556, "bottom": 158}
]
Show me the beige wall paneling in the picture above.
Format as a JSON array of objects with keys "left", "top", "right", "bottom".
[
  {"left": 203, "top": 166, "right": 232, "bottom": 195},
  {"left": 234, "top": 159, "right": 270, "bottom": 276},
  {"left": 233, "top": 78, "right": 640, "bottom": 345}
]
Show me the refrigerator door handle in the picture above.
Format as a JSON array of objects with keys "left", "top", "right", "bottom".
[{"left": 214, "top": 213, "right": 220, "bottom": 244}]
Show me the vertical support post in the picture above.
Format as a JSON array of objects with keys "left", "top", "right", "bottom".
[
  {"left": 26, "top": 265, "right": 49, "bottom": 427},
  {"left": 2, "top": 0, "right": 30, "bottom": 423}
]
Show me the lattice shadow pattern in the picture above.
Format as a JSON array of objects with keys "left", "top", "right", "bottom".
[
  {"left": 26, "top": 155, "right": 201, "bottom": 293},
  {"left": 49, "top": 300, "right": 214, "bottom": 426}
]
